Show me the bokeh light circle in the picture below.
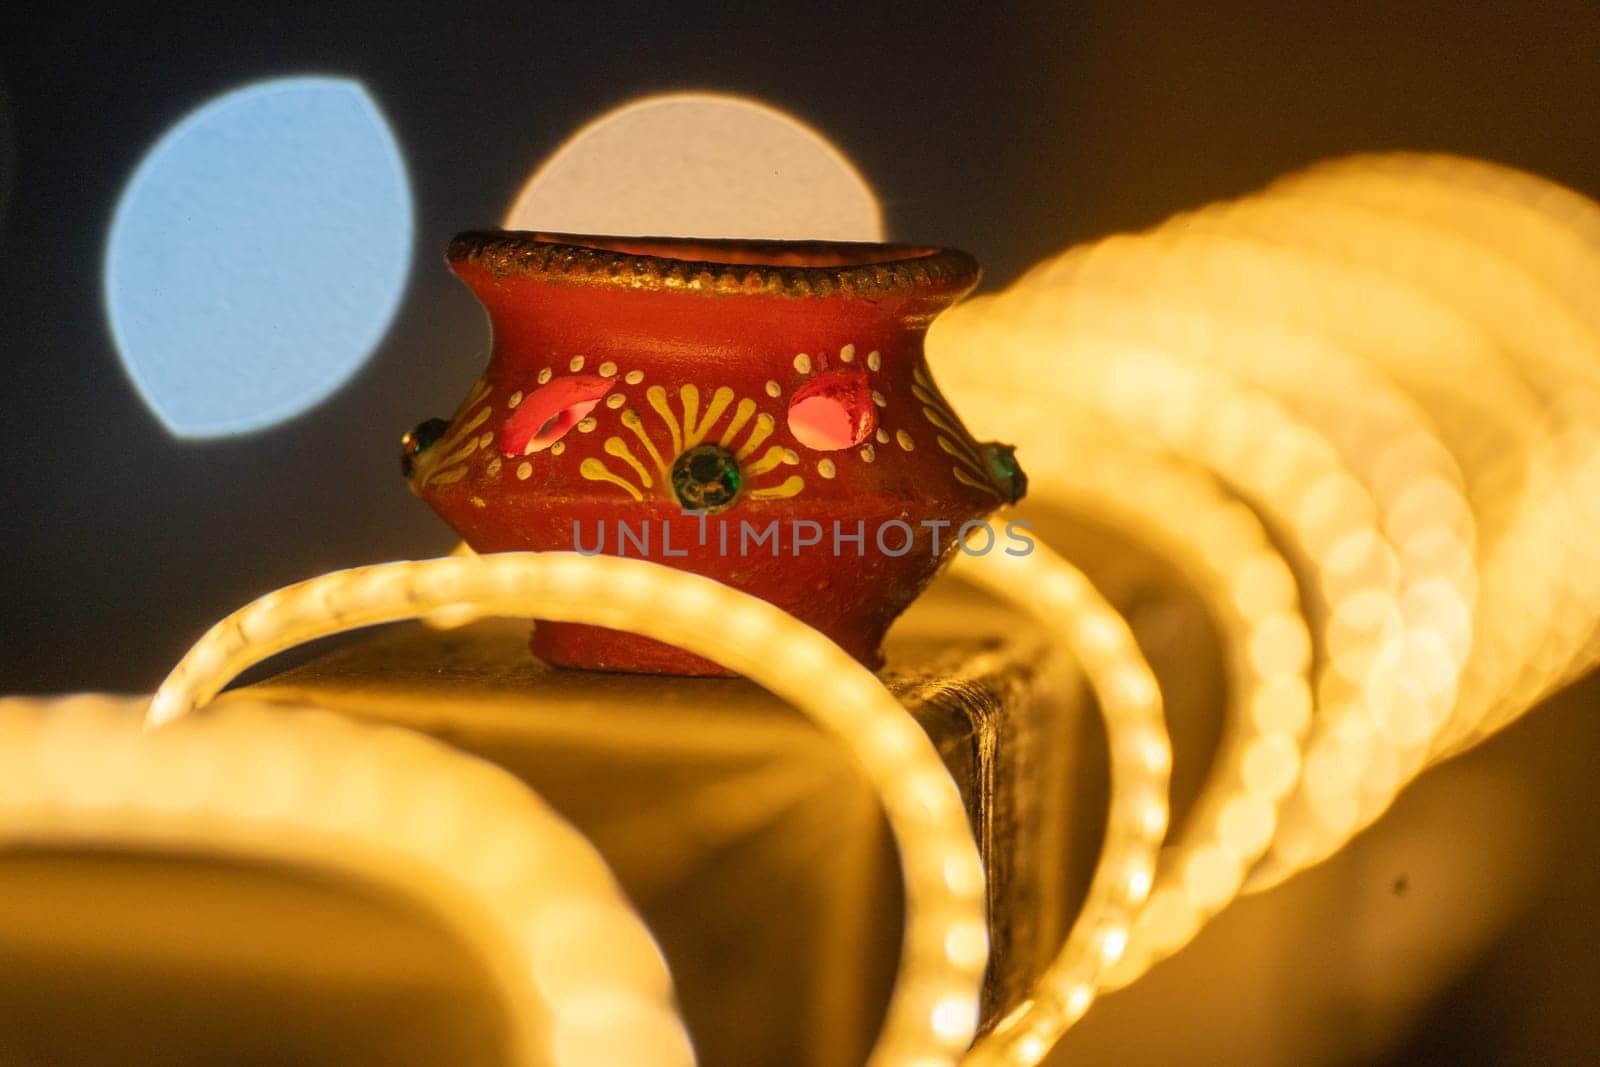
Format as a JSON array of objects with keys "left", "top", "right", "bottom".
[
  {"left": 105, "top": 76, "right": 412, "bottom": 438},
  {"left": 504, "top": 92, "right": 882, "bottom": 241}
]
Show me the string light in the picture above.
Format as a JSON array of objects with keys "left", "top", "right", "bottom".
[
  {"left": 955, "top": 538, "right": 1169, "bottom": 1064},
  {"left": 1269, "top": 155, "right": 1600, "bottom": 731},
  {"left": 1170, "top": 194, "right": 1570, "bottom": 741},
  {"left": 935, "top": 152, "right": 1600, "bottom": 917},
  {"left": 0, "top": 693, "right": 691, "bottom": 1067},
  {"left": 970, "top": 260, "right": 1479, "bottom": 873},
  {"left": 144, "top": 551, "right": 988, "bottom": 1067},
  {"left": 932, "top": 299, "right": 1419, "bottom": 890},
  {"left": 1158, "top": 170, "right": 1595, "bottom": 877},
  {"left": 1004, "top": 441, "right": 1312, "bottom": 989}
]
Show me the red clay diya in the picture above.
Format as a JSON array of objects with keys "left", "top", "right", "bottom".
[{"left": 404, "top": 232, "right": 1025, "bottom": 675}]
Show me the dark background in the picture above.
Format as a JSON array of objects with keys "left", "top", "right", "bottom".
[{"left": 2, "top": 3, "right": 1598, "bottom": 1064}]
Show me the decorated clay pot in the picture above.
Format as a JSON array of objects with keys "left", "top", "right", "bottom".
[{"left": 404, "top": 232, "right": 1025, "bottom": 675}]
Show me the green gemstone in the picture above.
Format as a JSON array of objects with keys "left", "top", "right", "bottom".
[
  {"left": 981, "top": 442, "right": 1028, "bottom": 504},
  {"left": 400, "top": 417, "right": 450, "bottom": 478},
  {"left": 672, "top": 444, "right": 743, "bottom": 511}
]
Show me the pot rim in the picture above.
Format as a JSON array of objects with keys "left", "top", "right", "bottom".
[{"left": 447, "top": 230, "right": 980, "bottom": 300}]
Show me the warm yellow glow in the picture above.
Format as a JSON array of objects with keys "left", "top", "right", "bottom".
[
  {"left": 503, "top": 92, "right": 883, "bottom": 241},
  {"left": 1165, "top": 194, "right": 1560, "bottom": 744},
  {"left": 1271, "top": 154, "right": 1600, "bottom": 739},
  {"left": 996, "top": 225, "right": 1495, "bottom": 874},
  {"left": 983, "top": 433, "right": 1311, "bottom": 989},
  {"left": 994, "top": 445, "right": 1311, "bottom": 990},
  {"left": 1165, "top": 172, "right": 1599, "bottom": 883},
  {"left": 0, "top": 693, "right": 692, "bottom": 1067},
  {"left": 144, "top": 552, "right": 986, "bottom": 1067},
  {"left": 932, "top": 304, "right": 1415, "bottom": 897},
  {"left": 12, "top": 149, "right": 1600, "bottom": 1067},
  {"left": 932, "top": 150, "right": 1600, "bottom": 966},
  {"left": 955, "top": 542, "right": 1169, "bottom": 1064}
]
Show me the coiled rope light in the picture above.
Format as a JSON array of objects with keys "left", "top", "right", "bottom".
[
  {"left": 963, "top": 260, "right": 1479, "bottom": 881},
  {"left": 1268, "top": 155, "right": 1600, "bottom": 736},
  {"left": 955, "top": 539, "right": 1169, "bottom": 1065},
  {"left": 1171, "top": 199, "right": 1571, "bottom": 739},
  {"left": 1155, "top": 178, "right": 1583, "bottom": 881},
  {"left": 1018, "top": 227, "right": 1504, "bottom": 883},
  {"left": 935, "top": 152, "right": 1600, "bottom": 921},
  {"left": 137, "top": 536, "right": 1174, "bottom": 1064},
  {"left": 143, "top": 551, "right": 990, "bottom": 1067},
  {"left": 932, "top": 302, "right": 1412, "bottom": 886},
  {"left": 0, "top": 693, "right": 692, "bottom": 1067},
  {"left": 999, "top": 434, "right": 1313, "bottom": 991}
]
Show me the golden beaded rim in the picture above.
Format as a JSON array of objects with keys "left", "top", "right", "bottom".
[{"left": 448, "top": 230, "right": 981, "bottom": 300}]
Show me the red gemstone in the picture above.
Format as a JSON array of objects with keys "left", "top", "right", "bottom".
[
  {"left": 500, "top": 374, "right": 615, "bottom": 456},
  {"left": 787, "top": 368, "right": 876, "bottom": 450}
]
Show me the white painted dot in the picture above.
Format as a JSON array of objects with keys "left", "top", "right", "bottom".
[
  {"left": 516, "top": 461, "right": 532, "bottom": 480},
  {"left": 875, "top": 427, "right": 890, "bottom": 444},
  {"left": 871, "top": 390, "right": 887, "bottom": 408},
  {"left": 598, "top": 360, "right": 617, "bottom": 377},
  {"left": 606, "top": 393, "right": 626, "bottom": 409},
  {"left": 551, "top": 441, "right": 566, "bottom": 456},
  {"left": 794, "top": 352, "right": 812, "bottom": 374},
  {"left": 839, "top": 343, "right": 855, "bottom": 362},
  {"left": 859, "top": 444, "right": 875, "bottom": 463},
  {"left": 782, "top": 448, "right": 799, "bottom": 465},
  {"left": 817, "top": 458, "right": 837, "bottom": 479},
  {"left": 866, "top": 350, "right": 881, "bottom": 372},
  {"left": 477, "top": 431, "right": 493, "bottom": 449},
  {"left": 569, "top": 355, "right": 585, "bottom": 372},
  {"left": 765, "top": 379, "right": 781, "bottom": 398},
  {"left": 507, "top": 390, "right": 523, "bottom": 408},
  {"left": 577, "top": 416, "right": 597, "bottom": 433},
  {"left": 538, "top": 367, "right": 553, "bottom": 384},
  {"left": 896, "top": 429, "right": 915, "bottom": 451},
  {"left": 625, "top": 369, "right": 644, "bottom": 385}
]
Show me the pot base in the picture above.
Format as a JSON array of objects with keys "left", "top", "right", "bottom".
[{"left": 531, "top": 620, "right": 736, "bottom": 676}]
